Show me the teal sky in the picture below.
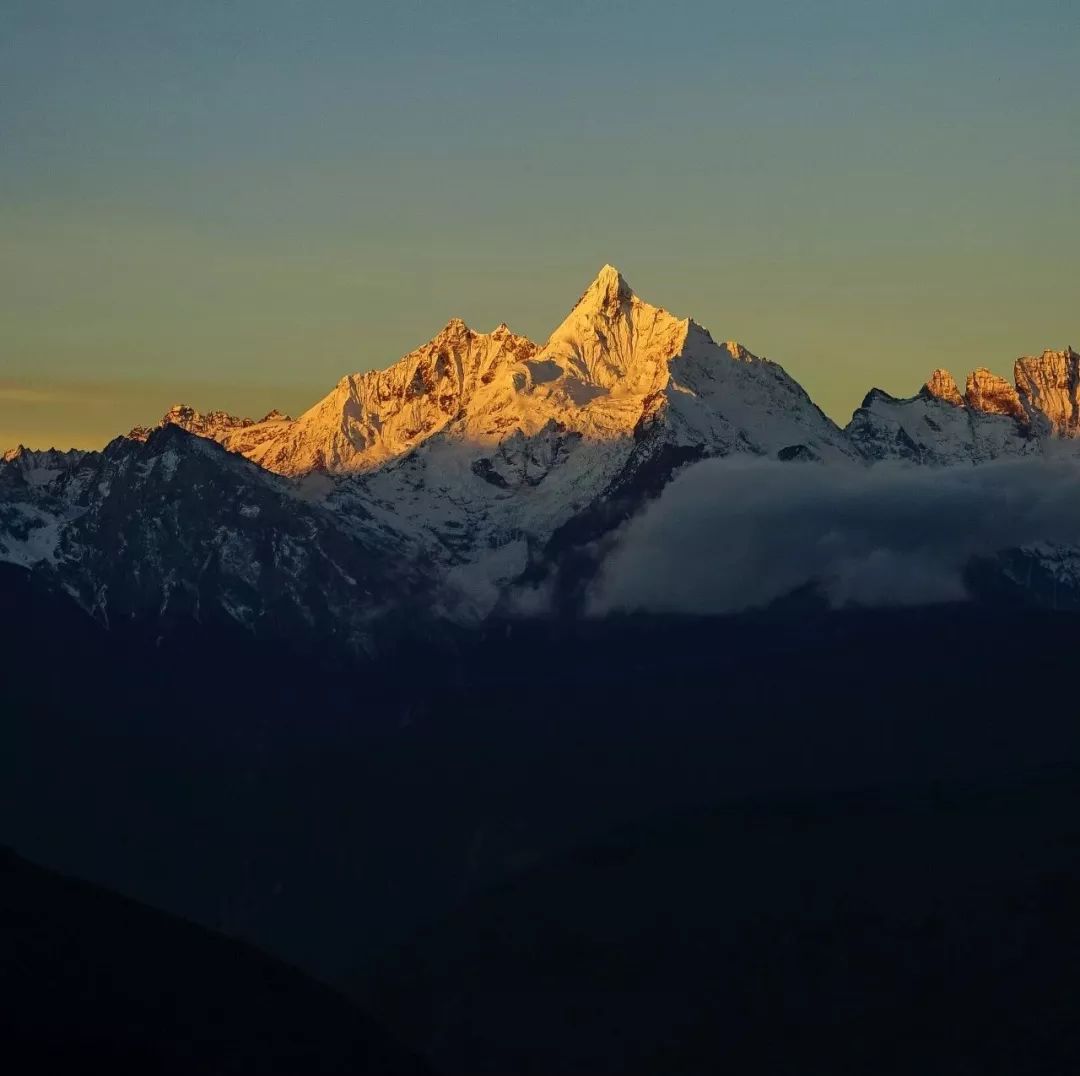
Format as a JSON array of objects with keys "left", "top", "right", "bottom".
[{"left": 2, "top": 0, "right": 1078, "bottom": 449}]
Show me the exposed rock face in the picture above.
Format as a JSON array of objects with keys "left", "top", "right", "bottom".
[
  {"left": 241, "top": 318, "right": 540, "bottom": 476},
  {"left": 128, "top": 404, "right": 294, "bottom": 451},
  {"left": 846, "top": 351, "right": 1080, "bottom": 464},
  {"left": 964, "top": 368, "right": 1027, "bottom": 421},
  {"left": 1013, "top": 347, "right": 1080, "bottom": 436},
  {"left": 921, "top": 369, "right": 964, "bottom": 406}
]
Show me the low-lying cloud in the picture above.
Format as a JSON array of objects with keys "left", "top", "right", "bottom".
[{"left": 589, "top": 457, "right": 1080, "bottom": 615}]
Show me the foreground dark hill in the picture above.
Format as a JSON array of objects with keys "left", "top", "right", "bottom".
[
  {"left": 7, "top": 559, "right": 1080, "bottom": 992},
  {"left": 367, "top": 775, "right": 1080, "bottom": 1074},
  {"left": 0, "top": 848, "right": 429, "bottom": 1075}
]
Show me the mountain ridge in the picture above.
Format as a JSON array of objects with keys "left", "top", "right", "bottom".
[
  {"left": 88, "top": 269, "right": 1076, "bottom": 478},
  {"left": 2, "top": 265, "right": 1078, "bottom": 632}
]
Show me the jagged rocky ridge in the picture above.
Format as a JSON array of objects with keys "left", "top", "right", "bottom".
[
  {"left": 3, "top": 267, "right": 1079, "bottom": 632},
  {"left": 847, "top": 349, "right": 1080, "bottom": 464}
]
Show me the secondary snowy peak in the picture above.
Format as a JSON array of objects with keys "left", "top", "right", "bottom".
[
  {"left": 846, "top": 385, "right": 1034, "bottom": 465},
  {"left": 243, "top": 318, "right": 539, "bottom": 475}
]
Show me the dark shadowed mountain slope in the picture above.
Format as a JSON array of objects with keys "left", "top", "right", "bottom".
[
  {"left": 368, "top": 776, "right": 1080, "bottom": 1075},
  {"left": 0, "top": 424, "right": 446, "bottom": 648},
  {"left": 0, "top": 848, "right": 431, "bottom": 1075},
  {"left": 8, "top": 560, "right": 1080, "bottom": 991}
]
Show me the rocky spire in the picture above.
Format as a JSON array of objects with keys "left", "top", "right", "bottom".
[
  {"left": 1013, "top": 348, "right": 1080, "bottom": 435},
  {"left": 921, "top": 368, "right": 964, "bottom": 406},
  {"left": 965, "top": 367, "right": 1026, "bottom": 421}
]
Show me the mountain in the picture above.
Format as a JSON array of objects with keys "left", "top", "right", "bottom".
[
  {"left": 6, "top": 267, "right": 1080, "bottom": 1073},
  {"left": 206, "top": 266, "right": 850, "bottom": 481},
  {"left": 1, "top": 424, "right": 441, "bottom": 646},
  {"left": 1, "top": 445, "right": 87, "bottom": 486},
  {"left": 129, "top": 403, "right": 295, "bottom": 456},
  {"left": 846, "top": 349, "right": 1080, "bottom": 463},
  {"left": 2, "top": 266, "right": 1078, "bottom": 627},
  {"left": 9, "top": 586, "right": 1080, "bottom": 1058},
  {"left": 1015, "top": 346, "right": 1080, "bottom": 435},
  {"left": 845, "top": 382, "right": 1036, "bottom": 465},
  {"left": 368, "top": 775, "right": 1080, "bottom": 1075},
  {"left": 22, "top": 265, "right": 854, "bottom": 621},
  {"left": 2, "top": 848, "right": 431, "bottom": 1074},
  {"left": 330, "top": 265, "right": 856, "bottom": 610}
]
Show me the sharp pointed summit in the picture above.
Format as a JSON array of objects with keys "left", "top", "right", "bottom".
[
  {"left": 573, "top": 263, "right": 636, "bottom": 315},
  {"left": 435, "top": 316, "right": 474, "bottom": 340}
]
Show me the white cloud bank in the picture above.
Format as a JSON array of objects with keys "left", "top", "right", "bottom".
[{"left": 589, "top": 457, "right": 1080, "bottom": 615}]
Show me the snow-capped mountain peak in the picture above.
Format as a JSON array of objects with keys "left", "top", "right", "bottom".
[
  {"left": 116, "top": 265, "right": 854, "bottom": 485},
  {"left": 569, "top": 262, "right": 636, "bottom": 313},
  {"left": 4, "top": 266, "right": 1077, "bottom": 632},
  {"left": 241, "top": 317, "right": 540, "bottom": 476},
  {"left": 540, "top": 264, "right": 690, "bottom": 395}
]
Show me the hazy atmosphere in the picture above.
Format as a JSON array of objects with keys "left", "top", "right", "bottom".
[{"left": 3, "top": 0, "right": 1078, "bottom": 449}]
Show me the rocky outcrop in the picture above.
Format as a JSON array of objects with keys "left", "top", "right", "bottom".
[
  {"left": 1013, "top": 347, "right": 1080, "bottom": 436},
  {"left": 128, "top": 404, "right": 294, "bottom": 446},
  {"left": 847, "top": 350, "right": 1080, "bottom": 464},
  {"left": 964, "top": 368, "right": 1027, "bottom": 421},
  {"left": 240, "top": 318, "right": 540, "bottom": 476},
  {"left": 921, "top": 369, "right": 964, "bottom": 406}
]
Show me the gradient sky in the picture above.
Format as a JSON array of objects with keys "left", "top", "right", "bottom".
[{"left": 3, "top": 0, "right": 1078, "bottom": 449}]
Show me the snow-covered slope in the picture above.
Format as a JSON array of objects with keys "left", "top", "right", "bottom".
[
  {"left": 288, "top": 266, "right": 856, "bottom": 610},
  {"left": 101, "top": 266, "right": 841, "bottom": 613},
  {"left": 845, "top": 383, "right": 1036, "bottom": 465}
]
